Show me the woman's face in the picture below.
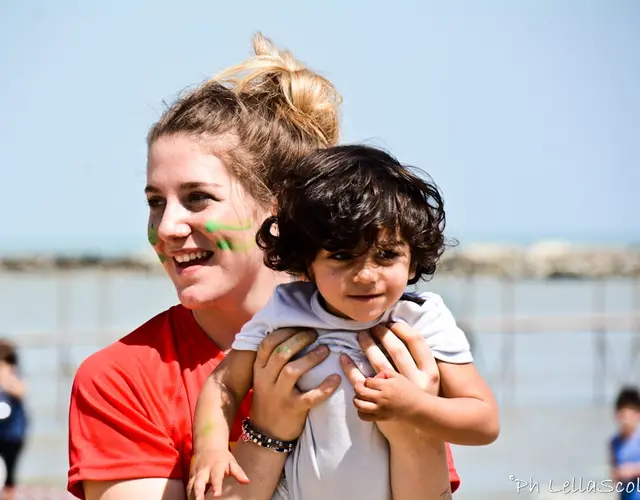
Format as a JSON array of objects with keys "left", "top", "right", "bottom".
[{"left": 145, "top": 135, "right": 268, "bottom": 310}]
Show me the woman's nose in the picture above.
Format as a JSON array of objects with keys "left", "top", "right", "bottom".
[{"left": 156, "top": 202, "right": 191, "bottom": 241}]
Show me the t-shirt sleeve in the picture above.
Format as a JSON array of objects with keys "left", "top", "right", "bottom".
[
  {"left": 231, "top": 288, "right": 282, "bottom": 351},
  {"left": 393, "top": 292, "right": 473, "bottom": 364},
  {"left": 67, "top": 356, "right": 181, "bottom": 499}
]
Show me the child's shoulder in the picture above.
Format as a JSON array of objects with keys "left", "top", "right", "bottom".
[
  {"left": 271, "top": 280, "right": 318, "bottom": 307},
  {"left": 391, "top": 289, "right": 457, "bottom": 328},
  {"left": 397, "top": 289, "right": 448, "bottom": 310}
]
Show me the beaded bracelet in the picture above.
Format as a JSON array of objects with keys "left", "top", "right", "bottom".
[{"left": 240, "top": 418, "right": 297, "bottom": 453}]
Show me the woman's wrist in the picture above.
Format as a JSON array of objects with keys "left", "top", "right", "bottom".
[
  {"left": 249, "top": 408, "right": 305, "bottom": 443},
  {"left": 241, "top": 418, "right": 297, "bottom": 453}
]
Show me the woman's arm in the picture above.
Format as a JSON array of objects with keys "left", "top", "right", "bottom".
[{"left": 218, "top": 328, "right": 341, "bottom": 500}]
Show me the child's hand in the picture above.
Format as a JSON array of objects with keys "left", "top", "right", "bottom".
[
  {"left": 351, "top": 370, "right": 423, "bottom": 422},
  {"left": 187, "top": 449, "right": 249, "bottom": 500}
]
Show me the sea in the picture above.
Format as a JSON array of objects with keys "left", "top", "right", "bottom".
[{"left": 1, "top": 269, "right": 639, "bottom": 499}]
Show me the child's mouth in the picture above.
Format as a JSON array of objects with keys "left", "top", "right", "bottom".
[{"left": 348, "top": 294, "right": 383, "bottom": 301}]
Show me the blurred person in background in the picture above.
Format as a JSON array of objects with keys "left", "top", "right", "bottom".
[
  {"left": 67, "top": 33, "right": 462, "bottom": 500},
  {"left": 610, "top": 386, "right": 640, "bottom": 499},
  {"left": 0, "top": 339, "right": 28, "bottom": 500}
]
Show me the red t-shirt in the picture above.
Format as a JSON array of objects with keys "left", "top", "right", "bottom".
[{"left": 68, "top": 304, "right": 460, "bottom": 498}]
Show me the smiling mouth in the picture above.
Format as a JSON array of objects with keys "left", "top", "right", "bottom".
[
  {"left": 348, "top": 294, "right": 383, "bottom": 301},
  {"left": 173, "top": 251, "right": 214, "bottom": 268}
]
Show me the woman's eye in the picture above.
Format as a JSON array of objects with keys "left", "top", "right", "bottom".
[
  {"left": 187, "top": 192, "right": 217, "bottom": 205},
  {"left": 146, "top": 197, "right": 165, "bottom": 209}
]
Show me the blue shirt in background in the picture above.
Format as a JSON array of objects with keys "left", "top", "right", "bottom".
[{"left": 611, "top": 428, "right": 640, "bottom": 500}]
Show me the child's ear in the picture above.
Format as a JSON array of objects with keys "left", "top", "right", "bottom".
[
  {"left": 306, "top": 267, "right": 315, "bottom": 283},
  {"left": 408, "top": 261, "right": 417, "bottom": 281}
]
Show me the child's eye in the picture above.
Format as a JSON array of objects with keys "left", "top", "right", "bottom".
[
  {"left": 377, "top": 250, "right": 400, "bottom": 261},
  {"left": 328, "top": 252, "right": 354, "bottom": 261}
]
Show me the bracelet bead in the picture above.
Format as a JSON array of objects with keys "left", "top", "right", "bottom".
[{"left": 240, "top": 418, "right": 297, "bottom": 453}]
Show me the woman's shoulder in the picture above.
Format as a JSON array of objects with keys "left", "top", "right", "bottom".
[{"left": 72, "top": 305, "right": 192, "bottom": 392}]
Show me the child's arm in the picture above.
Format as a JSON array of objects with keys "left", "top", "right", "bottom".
[
  {"left": 378, "top": 294, "right": 499, "bottom": 446},
  {"left": 189, "top": 349, "right": 257, "bottom": 499},
  {"left": 357, "top": 362, "right": 498, "bottom": 446},
  {"left": 408, "top": 361, "right": 499, "bottom": 445}
]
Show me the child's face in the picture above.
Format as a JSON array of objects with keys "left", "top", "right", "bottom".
[
  {"left": 616, "top": 406, "right": 640, "bottom": 436},
  {"left": 309, "top": 239, "right": 414, "bottom": 323}
]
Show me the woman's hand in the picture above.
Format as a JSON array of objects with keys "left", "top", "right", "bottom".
[
  {"left": 339, "top": 321, "right": 440, "bottom": 437},
  {"left": 249, "top": 328, "right": 341, "bottom": 442},
  {"left": 340, "top": 321, "right": 455, "bottom": 499}
]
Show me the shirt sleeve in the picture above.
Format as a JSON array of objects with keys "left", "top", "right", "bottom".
[
  {"left": 392, "top": 292, "right": 473, "bottom": 364},
  {"left": 231, "top": 288, "right": 281, "bottom": 351},
  {"left": 67, "top": 356, "right": 181, "bottom": 499}
]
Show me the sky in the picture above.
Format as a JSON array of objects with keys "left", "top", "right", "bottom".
[{"left": 1, "top": 0, "right": 638, "bottom": 255}]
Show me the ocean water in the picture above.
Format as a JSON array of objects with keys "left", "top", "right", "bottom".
[{"left": 1, "top": 270, "right": 639, "bottom": 498}]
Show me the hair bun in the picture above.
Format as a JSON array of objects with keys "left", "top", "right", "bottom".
[{"left": 212, "top": 32, "right": 341, "bottom": 147}]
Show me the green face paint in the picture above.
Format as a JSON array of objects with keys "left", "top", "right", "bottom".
[
  {"left": 205, "top": 219, "right": 253, "bottom": 233},
  {"left": 147, "top": 223, "right": 158, "bottom": 246},
  {"left": 157, "top": 253, "right": 166, "bottom": 263},
  {"left": 216, "top": 240, "right": 231, "bottom": 251},
  {"left": 215, "top": 239, "right": 254, "bottom": 252}
]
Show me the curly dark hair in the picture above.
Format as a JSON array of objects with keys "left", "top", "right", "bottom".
[{"left": 256, "top": 144, "right": 453, "bottom": 284}]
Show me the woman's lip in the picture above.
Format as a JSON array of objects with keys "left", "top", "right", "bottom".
[
  {"left": 172, "top": 252, "right": 215, "bottom": 275},
  {"left": 167, "top": 249, "right": 213, "bottom": 257}
]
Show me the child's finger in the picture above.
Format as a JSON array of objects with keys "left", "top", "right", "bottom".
[
  {"left": 357, "top": 409, "right": 379, "bottom": 422},
  {"left": 229, "top": 458, "right": 250, "bottom": 484},
  {"left": 186, "top": 476, "right": 196, "bottom": 500},
  {"left": 353, "top": 396, "right": 378, "bottom": 413},
  {"left": 353, "top": 380, "right": 380, "bottom": 402},
  {"left": 191, "top": 469, "right": 210, "bottom": 500},
  {"left": 363, "top": 376, "right": 392, "bottom": 391},
  {"left": 211, "top": 464, "right": 226, "bottom": 497}
]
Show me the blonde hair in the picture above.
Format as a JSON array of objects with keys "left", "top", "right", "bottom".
[{"left": 147, "top": 33, "right": 342, "bottom": 207}]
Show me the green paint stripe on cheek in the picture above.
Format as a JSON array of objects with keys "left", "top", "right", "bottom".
[
  {"left": 205, "top": 219, "right": 253, "bottom": 233},
  {"left": 216, "top": 240, "right": 231, "bottom": 251},
  {"left": 148, "top": 223, "right": 158, "bottom": 245},
  {"left": 215, "top": 240, "right": 254, "bottom": 252}
]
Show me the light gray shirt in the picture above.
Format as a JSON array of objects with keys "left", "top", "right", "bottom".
[{"left": 232, "top": 281, "right": 472, "bottom": 500}]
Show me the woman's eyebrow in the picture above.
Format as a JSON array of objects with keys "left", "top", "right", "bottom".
[{"left": 144, "top": 181, "right": 223, "bottom": 194}]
